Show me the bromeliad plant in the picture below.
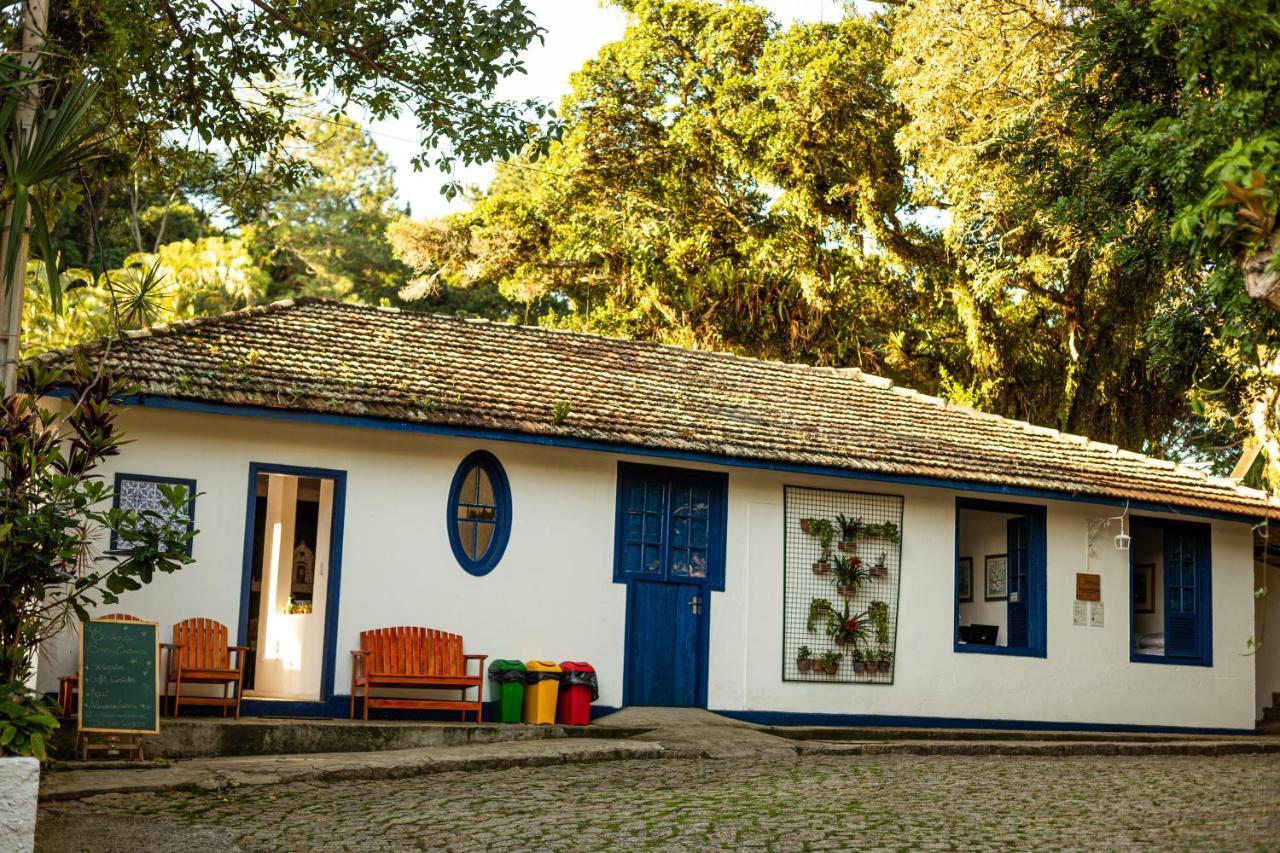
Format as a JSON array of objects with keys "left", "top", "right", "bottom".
[
  {"left": 835, "top": 514, "right": 863, "bottom": 551},
  {"left": 829, "top": 608, "right": 870, "bottom": 648},
  {"left": 0, "top": 359, "right": 197, "bottom": 758},
  {"left": 832, "top": 556, "right": 869, "bottom": 598}
]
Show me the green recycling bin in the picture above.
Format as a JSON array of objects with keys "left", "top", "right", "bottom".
[{"left": 488, "top": 660, "right": 527, "bottom": 723}]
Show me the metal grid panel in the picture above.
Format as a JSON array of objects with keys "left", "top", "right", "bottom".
[{"left": 783, "top": 486, "right": 904, "bottom": 685}]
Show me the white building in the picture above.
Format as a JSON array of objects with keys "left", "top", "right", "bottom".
[{"left": 37, "top": 298, "right": 1280, "bottom": 732}]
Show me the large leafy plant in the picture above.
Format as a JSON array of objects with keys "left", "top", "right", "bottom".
[{"left": 0, "top": 357, "right": 196, "bottom": 756}]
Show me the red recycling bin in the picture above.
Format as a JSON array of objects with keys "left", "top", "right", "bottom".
[{"left": 556, "top": 661, "right": 597, "bottom": 726}]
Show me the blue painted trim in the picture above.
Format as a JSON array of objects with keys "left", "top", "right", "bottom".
[
  {"left": 954, "top": 497, "right": 1048, "bottom": 659},
  {"left": 1128, "top": 516, "right": 1214, "bottom": 668},
  {"left": 110, "top": 472, "right": 198, "bottom": 556},
  {"left": 102, "top": 393, "right": 1265, "bottom": 524},
  {"left": 237, "top": 461, "right": 348, "bottom": 701},
  {"left": 713, "top": 709, "right": 1254, "bottom": 736},
  {"left": 445, "top": 450, "right": 512, "bottom": 576}
]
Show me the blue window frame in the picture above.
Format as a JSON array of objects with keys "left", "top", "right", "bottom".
[
  {"left": 613, "top": 463, "right": 727, "bottom": 590},
  {"left": 110, "top": 473, "right": 197, "bottom": 556},
  {"left": 446, "top": 450, "right": 511, "bottom": 576},
  {"left": 954, "top": 497, "right": 1047, "bottom": 658},
  {"left": 1130, "top": 518, "right": 1212, "bottom": 667}
]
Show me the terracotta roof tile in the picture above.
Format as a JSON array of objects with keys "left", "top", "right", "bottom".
[{"left": 38, "top": 297, "right": 1279, "bottom": 519}]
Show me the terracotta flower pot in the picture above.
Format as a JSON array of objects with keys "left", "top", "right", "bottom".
[
  {"left": 878, "top": 660, "right": 892, "bottom": 673},
  {"left": 853, "top": 660, "right": 866, "bottom": 674},
  {"left": 800, "top": 519, "right": 812, "bottom": 534},
  {"left": 797, "top": 658, "right": 812, "bottom": 673}
]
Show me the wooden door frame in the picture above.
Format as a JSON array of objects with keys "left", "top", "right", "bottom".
[{"left": 236, "top": 462, "right": 348, "bottom": 701}]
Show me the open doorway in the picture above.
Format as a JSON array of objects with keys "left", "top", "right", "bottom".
[{"left": 240, "top": 467, "right": 344, "bottom": 701}]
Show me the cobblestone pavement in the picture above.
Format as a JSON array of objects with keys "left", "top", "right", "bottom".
[{"left": 36, "top": 754, "right": 1280, "bottom": 851}]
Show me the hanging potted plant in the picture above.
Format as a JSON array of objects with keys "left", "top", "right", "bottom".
[
  {"left": 869, "top": 551, "right": 889, "bottom": 579},
  {"left": 833, "top": 556, "right": 869, "bottom": 598},
  {"left": 796, "top": 645, "right": 814, "bottom": 673},
  {"left": 819, "top": 650, "right": 843, "bottom": 675},
  {"left": 850, "top": 647, "right": 867, "bottom": 675},
  {"left": 875, "top": 647, "right": 895, "bottom": 674},
  {"left": 807, "top": 597, "right": 834, "bottom": 632},
  {"left": 867, "top": 521, "right": 900, "bottom": 543},
  {"left": 868, "top": 600, "right": 890, "bottom": 647},
  {"left": 835, "top": 514, "right": 863, "bottom": 553},
  {"left": 829, "top": 609, "right": 869, "bottom": 648},
  {"left": 805, "top": 518, "right": 836, "bottom": 573}
]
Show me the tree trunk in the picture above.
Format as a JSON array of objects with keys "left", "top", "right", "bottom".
[{"left": 0, "top": 0, "right": 50, "bottom": 394}]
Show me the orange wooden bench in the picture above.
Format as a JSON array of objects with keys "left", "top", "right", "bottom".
[
  {"left": 59, "top": 613, "right": 142, "bottom": 717},
  {"left": 162, "top": 618, "right": 248, "bottom": 719},
  {"left": 349, "top": 627, "right": 487, "bottom": 722}
]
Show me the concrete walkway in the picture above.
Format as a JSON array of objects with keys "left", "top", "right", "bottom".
[
  {"left": 39, "top": 737, "right": 663, "bottom": 802},
  {"left": 40, "top": 709, "right": 1280, "bottom": 802}
]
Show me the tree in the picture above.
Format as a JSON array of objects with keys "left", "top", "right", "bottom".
[
  {"left": 251, "top": 117, "right": 408, "bottom": 304},
  {"left": 3, "top": 0, "right": 560, "bottom": 391},
  {"left": 396, "top": 1, "right": 963, "bottom": 389}
]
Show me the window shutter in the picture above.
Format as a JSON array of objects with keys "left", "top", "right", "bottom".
[
  {"left": 1006, "top": 516, "right": 1031, "bottom": 648},
  {"left": 1163, "top": 530, "right": 1200, "bottom": 660}
]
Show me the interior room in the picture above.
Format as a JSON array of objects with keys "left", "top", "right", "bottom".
[{"left": 956, "top": 507, "right": 1026, "bottom": 648}]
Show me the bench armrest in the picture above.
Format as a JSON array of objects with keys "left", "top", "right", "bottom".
[
  {"left": 463, "top": 654, "right": 487, "bottom": 676},
  {"left": 160, "top": 642, "right": 183, "bottom": 649},
  {"left": 229, "top": 645, "right": 251, "bottom": 652}
]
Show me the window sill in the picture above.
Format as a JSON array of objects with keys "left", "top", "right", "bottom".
[
  {"left": 1130, "top": 652, "right": 1212, "bottom": 668},
  {"left": 953, "top": 642, "right": 1045, "bottom": 659}
]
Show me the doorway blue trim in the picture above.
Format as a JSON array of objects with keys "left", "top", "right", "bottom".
[{"left": 237, "top": 461, "right": 348, "bottom": 701}]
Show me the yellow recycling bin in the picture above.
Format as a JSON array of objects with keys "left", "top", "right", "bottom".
[{"left": 522, "top": 660, "right": 562, "bottom": 724}]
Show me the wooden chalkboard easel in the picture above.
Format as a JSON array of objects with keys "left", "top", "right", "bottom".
[{"left": 78, "top": 618, "right": 160, "bottom": 761}]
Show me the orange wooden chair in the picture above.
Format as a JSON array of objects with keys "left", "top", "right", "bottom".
[
  {"left": 350, "top": 627, "right": 486, "bottom": 722},
  {"left": 162, "top": 618, "right": 248, "bottom": 719},
  {"left": 59, "top": 613, "right": 143, "bottom": 717}
]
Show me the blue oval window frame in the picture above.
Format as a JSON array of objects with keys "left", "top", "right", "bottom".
[{"left": 447, "top": 450, "right": 512, "bottom": 576}]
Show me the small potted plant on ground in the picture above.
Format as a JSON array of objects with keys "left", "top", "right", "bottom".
[
  {"left": 833, "top": 556, "right": 869, "bottom": 598},
  {"left": 807, "top": 597, "right": 834, "bottom": 632},
  {"left": 819, "top": 650, "right": 843, "bottom": 675},
  {"left": 805, "top": 518, "right": 836, "bottom": 572},
  {"left": 796, "top": 645, "right": 814, "bottom": 673},
  {"left": 875, "top": 647, "right": 894, "bottom": 673},
  {"left": 835, "top": 513, "right": 863, "bottom": 552}
]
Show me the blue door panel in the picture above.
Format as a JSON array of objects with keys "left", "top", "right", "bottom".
[
  {"left": 1007, "top": 516, "right": 1030, "bottom": 648},
  {"left": 616, "top": 464, "right": 725, "bottom": 708},
  {"left": 626, "top": 582, "right": 699, "bottom": 707}
]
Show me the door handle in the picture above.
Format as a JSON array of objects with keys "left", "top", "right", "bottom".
[{"left": 690, "top": 594, "right": 703, "bottom": 615}]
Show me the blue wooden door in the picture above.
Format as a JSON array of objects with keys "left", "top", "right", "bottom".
[
  {"left": 1163, "top": 529, "right": 1201, "bottom": 659},
  {"left": 615, "top": 464, "right": 725, "bottom": 708},
  {"left": 1006, "top": 516, "right": 1030, "bottom": 647},
  {"left": 626, "top": 581, "right": 701, "bottom": 706}
]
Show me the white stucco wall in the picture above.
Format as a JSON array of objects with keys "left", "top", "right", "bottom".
[{"left": 38, "top": 406, "right": 1260, "bottom": 731}]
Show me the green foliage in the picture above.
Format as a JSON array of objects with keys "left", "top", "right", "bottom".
[
  {"left": 0, "top": 681, "right": 58, "bottom": 760},
  {"left": 0, "top": 359, "right": 196, "bottom": 689},
  {"left": 399, "top": 1, "right": 960, "bottom": 385}
]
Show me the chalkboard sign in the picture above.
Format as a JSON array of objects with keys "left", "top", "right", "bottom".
[{"left": 79, "top": 619, "right": 160, "bottom": 734}]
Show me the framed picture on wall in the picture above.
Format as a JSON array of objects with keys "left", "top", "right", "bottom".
[
  {"left": 957, "top": 557, "right": 974, "bottom": 602},
  {"left": 1133, "top": 563, "right": 1156, "bottom": 613},
  {"left": 984, "top": 554, "right": 1008, "bottom": 601}
]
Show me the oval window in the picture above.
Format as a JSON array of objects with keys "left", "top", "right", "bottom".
[{"left": 447, "top": 450, "right": 511, "bottom": 576}]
